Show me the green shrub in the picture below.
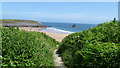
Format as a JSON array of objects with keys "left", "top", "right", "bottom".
[
  {"left": 62, "top": 42, "right": 120, "bottom": 68},
  {"left": 1, "top": 27, "right": 59, "bottom": 66},
  {"left": 58, "top": 21, "right": 120, "bottom": 68}
]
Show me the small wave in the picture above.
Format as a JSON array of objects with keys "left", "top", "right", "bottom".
[{"left": 41, "top": 27, "right": 74, "bottom": 34}]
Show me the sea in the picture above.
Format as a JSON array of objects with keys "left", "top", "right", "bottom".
[{"left": 40, "top": 22, "right": 97, "bottom": 34}]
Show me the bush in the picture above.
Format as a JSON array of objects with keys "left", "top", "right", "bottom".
[
  {"left": 1, "top": 27, "right": 59, "bottom": 66},
  {"left": 58, "top": 21, "right": 120, "bottom": 67},
  {"left": 62, "top": 42, "right": 120, "bottom": 68}
]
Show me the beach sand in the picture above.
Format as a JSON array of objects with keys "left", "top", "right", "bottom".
[{"left": 19, "top": 27, "right": 69, "bottom": 42}]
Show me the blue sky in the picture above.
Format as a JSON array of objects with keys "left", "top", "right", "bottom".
[{"left": 1, "top": 2, "right": 118, "bottom": 24}]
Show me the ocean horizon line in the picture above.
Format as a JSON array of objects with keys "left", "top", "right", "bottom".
[{"left": 40, "top": 21, "right": 99, "bottom": 25}]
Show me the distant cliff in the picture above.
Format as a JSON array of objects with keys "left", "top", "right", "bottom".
[{"left": 0, "top": 19, "right": 46, "bottom": 27}]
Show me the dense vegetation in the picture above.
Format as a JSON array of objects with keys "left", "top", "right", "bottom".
[
  {"left": 58, "top": 21, "right": 120, "bottom": 68},
  {"left": 1, "top": 27, "right": 59, "bottom": 66}
]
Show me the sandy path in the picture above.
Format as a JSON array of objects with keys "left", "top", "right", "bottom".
[{"left": 54, "top": 49, "right": 66, "bottom": 68}]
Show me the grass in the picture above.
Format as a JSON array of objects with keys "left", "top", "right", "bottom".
[
  {"left": 1, "top": 27, "right": 59, "bottom": 66},
  {"left": 0, "top": 19, "right": 40, "bottom": 24}
]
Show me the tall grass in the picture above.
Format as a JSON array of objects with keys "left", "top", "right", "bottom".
[{"left": 1, "top": 27, "right": 59, "bottom": 66}]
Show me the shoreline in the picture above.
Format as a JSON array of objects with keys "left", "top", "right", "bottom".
[
  {"left": 19, "top": 27, "right": 70, "bottom": 42},
  {"left": 40, "top": 27, "right": 74, "bottom": 34}
]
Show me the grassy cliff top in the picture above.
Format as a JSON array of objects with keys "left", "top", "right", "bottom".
[{"left": 0, "top": 19, "right": 41, "bottom": 24}]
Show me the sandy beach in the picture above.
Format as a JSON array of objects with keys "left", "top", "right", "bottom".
[{"left": 19, "top": 27, "right": 69, "bottom": 42}]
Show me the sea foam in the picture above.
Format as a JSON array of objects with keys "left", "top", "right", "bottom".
[{"left": 41, "top": 27, "right": 74, "bottom": 34}]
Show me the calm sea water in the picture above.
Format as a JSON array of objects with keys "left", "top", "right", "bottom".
[{"left": 41, "top": 22, "right": 97, "bottom": 34}]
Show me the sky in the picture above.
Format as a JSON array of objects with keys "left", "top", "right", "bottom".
[
  {"left": 1, "top": 0, "right": 119, "bottom": 2},
  {"left": 1, "top": 2, "right": 118, "bottom": 24}
]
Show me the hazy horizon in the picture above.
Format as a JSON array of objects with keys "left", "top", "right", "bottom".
[{"left": 1, "top": 2, "right": 118, "bottom": 24}]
